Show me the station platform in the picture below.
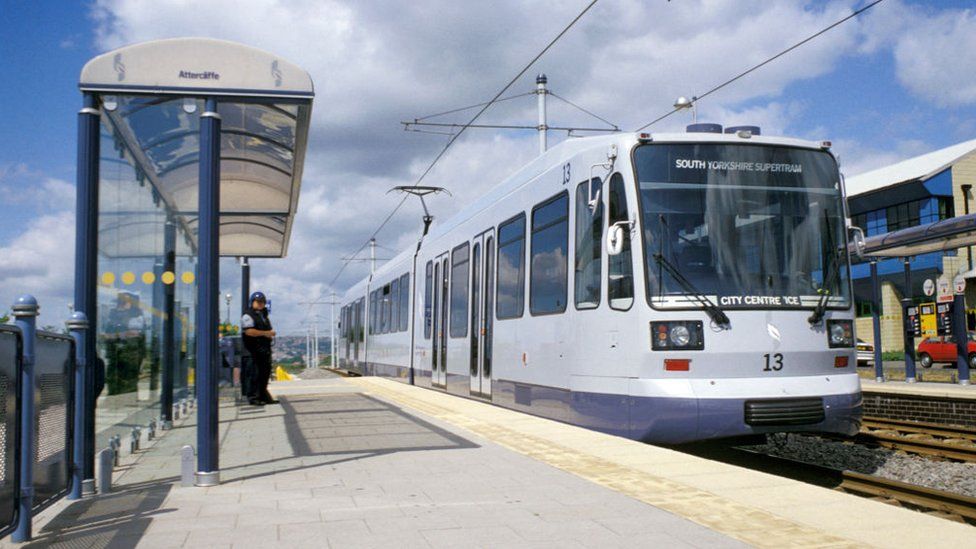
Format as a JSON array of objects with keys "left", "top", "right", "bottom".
[
  {"left": 861, "top": 378, "right": 976, "bottom": 400},
  {"left": 9, "top": 374, "right": 976, "bottom": 548}
]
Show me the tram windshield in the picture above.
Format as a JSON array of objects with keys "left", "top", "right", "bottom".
[{"left": 635, "top": 143, "right": 851, "bottom": 310}]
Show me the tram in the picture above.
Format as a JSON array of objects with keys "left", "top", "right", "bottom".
[{"left": 336, "top": 125, "right": 861, "bottom": 444}]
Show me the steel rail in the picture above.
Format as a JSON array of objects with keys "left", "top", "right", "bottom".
[
  {"left": 861, "top": 416, "right": 976, "bottom": 442},
  {"left": 725, "top": 448, "right": 976, "bottom": 524},
  {"left": 857, "top": 417, "right": 976, "bottom": 462}
]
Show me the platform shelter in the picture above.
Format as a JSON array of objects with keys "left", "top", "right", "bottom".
[{"left": 74, "top": 38, "right": 314, "bottom": 487}]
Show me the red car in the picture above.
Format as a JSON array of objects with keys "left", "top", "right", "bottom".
[{"left": 916, "top": 333, "right": 976, "bottom": 368}]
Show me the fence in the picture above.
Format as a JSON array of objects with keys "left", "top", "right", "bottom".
[{"left": 0, "top": 297, "right": 77, "bottom": 542}]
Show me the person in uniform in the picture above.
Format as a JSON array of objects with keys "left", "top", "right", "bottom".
[{"left": 241, "top": 291, "right": 278, "bottom": 405}]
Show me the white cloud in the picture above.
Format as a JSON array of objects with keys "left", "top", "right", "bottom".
[
  {"left": 0, "top": 211, "right": 76, "bottom": 327},
  {"left": 85, "top": 0, "right": 972, "bottom": 334}
]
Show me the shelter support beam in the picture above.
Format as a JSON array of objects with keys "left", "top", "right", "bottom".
[
  {"left": 73, "top": 93, "right": 100, "bottom": 494},
  {"left": 870, "top": 261, "right": 883, "bottom": 382},
  {"left": 67, "top": 312, "right": 89, "bottom": 500},
  {"left": 161, "top": 218, "right": 176, "bottom": 429},
  {"left": 902, "top": 258, "right": 917, "bottom": 383},
  {"left": 241, "top": 257, "right": 250, "bottom": 316},
  {"left": 195, "top": 98, "right": 221, "bottom": 486}
]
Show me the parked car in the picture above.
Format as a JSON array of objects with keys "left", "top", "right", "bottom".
[
  {"left": 916, "top": 333, "right": 976, "bottom": 368},
  {"left": 856, "top": 339, "right": 874, "bottom": 366}
]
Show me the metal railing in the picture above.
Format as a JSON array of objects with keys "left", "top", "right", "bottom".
[{"left": 0, "top": 296, "right": 77, "bottom": 542}]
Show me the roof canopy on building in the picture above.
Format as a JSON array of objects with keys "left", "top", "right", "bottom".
[
  {"left": 846, "top": 138, "right": 976, "bottom": 198},
  {"left": 80, "top": 38, "right": 314, "bottom": 258}
]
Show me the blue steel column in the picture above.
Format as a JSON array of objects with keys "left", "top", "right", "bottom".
[
  {"left": 241, "top": 257, "right": 250, "bottom": 316},
  {"left": 66, "top": 312, "right": 88, "bottom": 500},
  {"left": 73, "top": 93, "right": 100, "bottom": 495},
  {"left": 12, "top": 296, "right": 38, "bottom": 542},
  {"left": 902, "top": 258, "right": 917, "bottom": 383},
  {"left": 952, "top": 291, "right": 971, "bottom": 385},
  {"left": 161, "top": 218, "right": 176, "bottom": 429},
  {"left": 870, "top": 260, "right": 884, "bottom": 382},
  {"left": 196, "top": 98, "right": 221, "bottom": 486}
]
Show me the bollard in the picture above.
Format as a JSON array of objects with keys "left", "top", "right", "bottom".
[
  {"left": 147, "top": 419, "right": 156, "bottom": 440},
  {"left": 96, "top": 447, "right": 113, "bottom": 494},
  {"left": 173, "top": 403, "right": 180, "bottom": 421},
  {"left": 12, "top": 295, "right": 38, "bottom": 542},
  {"left": 129, "top": 428, "right": 139, "bottom": 454},
  {"left": 110, "top": 436, "right": 121, "bottom": 466},
  {"left": 180, "top": 445, "right": 195, "bottom": 487},
  {"left": 135, "top": 426, "right": 142, "bottom": 450},
  {"left": 67, "top": 312, "right": 89, "bottom": 500}
]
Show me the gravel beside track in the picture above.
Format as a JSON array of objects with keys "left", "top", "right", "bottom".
[{"left": 747, "top": 433, "right": 976, "bottom": 498}]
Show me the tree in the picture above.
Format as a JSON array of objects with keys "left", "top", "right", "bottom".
[{"left": 0, "top": 313, "right": 8, "bottom": 324}]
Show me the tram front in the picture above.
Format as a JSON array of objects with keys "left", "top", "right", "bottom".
[{"left": 630, "top": 136, "right": 861, "bottom": 443}]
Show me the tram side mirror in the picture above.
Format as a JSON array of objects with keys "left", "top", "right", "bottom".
[
  {"left": 848, "top": 225, "right": 866, "bottom": 260},
  {"left": 607, "top": 223, "right": 625, "bottom": 256}
]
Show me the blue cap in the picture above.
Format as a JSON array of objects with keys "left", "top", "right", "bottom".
[{"left": 250, "top": 291, "right": 267, "bottom": 303}]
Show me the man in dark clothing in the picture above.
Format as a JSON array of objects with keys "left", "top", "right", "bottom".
[{"left": 241, "top": 291, "right": 278, "bottom": 405}]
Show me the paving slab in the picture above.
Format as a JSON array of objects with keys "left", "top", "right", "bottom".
[{"left": 3, "top": 375, "right": 748, "bottom": 548}]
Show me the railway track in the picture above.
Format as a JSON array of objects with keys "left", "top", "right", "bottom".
[
  {"left": 857, "top": 416, "right": 976, "bottom": 463},
  {"left": 691, "top": 445, "right": 976, "bottom": 524}
]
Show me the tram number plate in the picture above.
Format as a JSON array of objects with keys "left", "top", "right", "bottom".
[{"left": 762, "top": 353, "right": 784, "bottom": 372}]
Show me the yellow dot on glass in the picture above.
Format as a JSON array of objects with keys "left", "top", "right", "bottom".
[
  {"left": 161, "top": 271, "right": 176, "bottom": 285},
  {"left": 181, "top": 271, "right": 195, "bottom": 284},
  {"left": 101, "top": 272, "right": 116, "bottom": 285},
  {"left": 142, "top": 272, "right": 156, "bottom": 284},
  {"left": 121, "top": 272, "right": 136, "bottom": 285}
]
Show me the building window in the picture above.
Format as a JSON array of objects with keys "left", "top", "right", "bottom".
[
  {"left": 450, "top": 243, "right": 470, "bottom": 337},
  {"left": 531, "top": 192, "right": 569, "bottom": 315},
  {"left": 575, "top": 178, "right": 603, "bottom": 309},
  {"left": 497, "top": 213, "right": 526, "bottom": 319},
  {"left": 853, "top": 197, "right": 953, "bottom": 237}
]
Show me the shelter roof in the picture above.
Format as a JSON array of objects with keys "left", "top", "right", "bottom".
[{"left": 80, "top": 38, "right": 314, "bottom": 258}]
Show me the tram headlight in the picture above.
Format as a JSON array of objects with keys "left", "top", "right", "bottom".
[
  {"left": 827, "top": 319, "right": 854, "bottom": 348},
  {"left": 650, "top": 321, "right": 704, "bottom": 350},
  {"left": 670, "top": 325, "right": 691, "bottom": 346}
]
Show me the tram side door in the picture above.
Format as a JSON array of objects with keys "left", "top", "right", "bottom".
[
  {"left": 432, "top": 252, "right": 448, "bottom": 387},
  {"left": 469, "top": 229, "right": 494, "bottom": 398},
  {"left": 353, "top": 299, "right": 362, "bottom": 367}
]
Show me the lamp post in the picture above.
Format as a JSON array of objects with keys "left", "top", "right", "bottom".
[{"left": 224, "top": 292, "right": 232, "bottom": 325}]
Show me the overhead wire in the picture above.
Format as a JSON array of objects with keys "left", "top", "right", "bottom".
[
  {"left": 634, "top": 0, "right": 887, "bottom": 132},
  {"left": 324, "top": 0, "right": 600, "bottom": 291},
  {"left": 548, "top": 91, "right": 619, "bottom": 130}
]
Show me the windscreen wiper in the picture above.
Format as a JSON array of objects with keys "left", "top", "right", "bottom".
[
  {"left": 808, "top": 211, "right": 841, "bottom": 325},
  {"left": 653, "top": 253, "right": 730, "bottom": 327}
]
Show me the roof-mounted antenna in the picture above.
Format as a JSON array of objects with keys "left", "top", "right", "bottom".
[{"left": 388, "top": 185, "right": 452, "bottom": 237}]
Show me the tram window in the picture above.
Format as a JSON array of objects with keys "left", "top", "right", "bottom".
[
  {"left": 607, "top": 173, "right": 634, "bottom": 310},
  {"left": 399, "top": 273, "right": 410, "bottom": 332},
  {"left": 530, "top": 192, "right": 569, "bottom": 315},
  {"left": 358, "top": 298, "right": 365, "bottom": 342},
  {"left": 450, "top": 242, "right": 470, "bottom": 338},
  {"left": 391, "top": 278, "right": 400, "bottom": 333},
  {"left": 497, "top": 213, "right": 526, "bottom": 319},
  {"left": 369, "top": 291, "right": 377, "bottom": 335},
  {"left": 382, "top": 284, "right": 392, "bottom": 334},
  {"left": 575, "top": 178, "right": 603, "bottom": 309},
  {"left": 424, "top": 262, "right": 432, "bottom": 339}
]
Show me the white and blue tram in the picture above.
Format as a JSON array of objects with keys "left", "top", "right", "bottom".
[{"left": 336, "top": 126, "right": 861, "bottom": 444}]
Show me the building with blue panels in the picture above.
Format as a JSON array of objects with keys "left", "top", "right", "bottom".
[{"left": 847, "top": 138, "right": 976, "bottom": 351}]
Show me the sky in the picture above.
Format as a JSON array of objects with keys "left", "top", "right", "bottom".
[{"left": 1, "top": 0, "right": 976, "bottom": 334}]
